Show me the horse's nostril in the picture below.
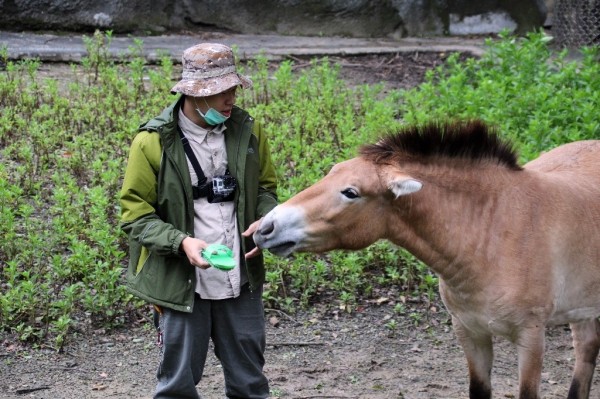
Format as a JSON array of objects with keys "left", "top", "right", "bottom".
[{"left": 261, "top": 221, "right": 274, "bottom": 236}]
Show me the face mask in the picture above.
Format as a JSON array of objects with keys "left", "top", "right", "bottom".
[{"left": 195, "top": 98, "right": 229, "bottom": 126}]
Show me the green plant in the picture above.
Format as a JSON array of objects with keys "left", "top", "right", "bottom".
[
  {"left": 338, "top": 291, "right": 356, "bottom": 313},
  {"left": 1, "top": 30, "right": 598, "bottom": 346},
  {"left": 399, "top": 30, "right": 600, "bottom": 161},
  {"left": 420, "top": 273, "right": 439, "bottom": 305},
  {"left": 409, "top": 312, "right": 422, "bottom": 326},
  {"left": 269, "top": 387, "right": 284, "bottom": 398},
  {"left": 385, "top": 318, "right": 398, "bottom": 331},
  {"left": 393, "top": 303, "right": 406, "bottom": 315},
  {"left": 0, "top": 31, "right": 162, "bottom": 347}
]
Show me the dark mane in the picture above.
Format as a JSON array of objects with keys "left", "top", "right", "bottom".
[{"left": 360, "top": 120, "right": 521, "bottom": 170}]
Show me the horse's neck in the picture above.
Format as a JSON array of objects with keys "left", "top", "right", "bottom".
[{"left": 389, "top": 165, "right": 519, "bottom": 283}]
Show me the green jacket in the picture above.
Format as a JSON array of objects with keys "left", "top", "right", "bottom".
[{"left": 119, "top": 96, "right": 278, "bottom": 312}]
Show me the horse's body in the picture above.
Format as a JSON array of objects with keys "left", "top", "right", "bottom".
[{"left": 253, "top": 121, "right": 600, "bottom": 399}]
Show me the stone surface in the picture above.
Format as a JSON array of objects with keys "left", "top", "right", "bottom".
[
  {"left": 0, "top": 30, "right": 488, "bottom": 63},
  {"left": 0, "top": 0, "right": 548, "bottom": 38}
]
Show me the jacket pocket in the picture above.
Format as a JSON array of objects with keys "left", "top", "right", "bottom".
[{"left": 136, "top": 246, "right": 151, "bottom": 275}]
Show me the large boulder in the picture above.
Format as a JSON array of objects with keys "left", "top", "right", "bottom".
[
  {"left": 0, "top": 0, "right": 547, "bottom": 37},
  {"left": 448, "top": 0, "right": 547, "bottom": 35}
]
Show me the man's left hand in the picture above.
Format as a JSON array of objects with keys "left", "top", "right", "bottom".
[{"left": 242, "top": 219, "right": 262, "bottom": 259}]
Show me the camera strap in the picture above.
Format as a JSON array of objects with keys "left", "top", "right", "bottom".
[
  {"left": 177, "top": 126, "right": 231, "bottom": 199},
  {"left": 178, "top": 127, "right": 207, "bottom": 184}
]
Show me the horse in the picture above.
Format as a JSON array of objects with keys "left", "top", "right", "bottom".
[{"left": 252, "top": 120, "right": 600, "bottom": 399}]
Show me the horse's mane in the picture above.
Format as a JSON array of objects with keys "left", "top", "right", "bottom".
[{"left": 360, "top": 120, "right": 522, "bottom": 170}]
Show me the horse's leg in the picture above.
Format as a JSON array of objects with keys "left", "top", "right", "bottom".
[
  {"left": 451, "top": 315, "right": 493, "bottom": 399},
  {"left": 515, "top": 326, "right": 545, "bottom": 399},
  {"left": 567, "top": 319, "right": 600, "bottom": 399}
]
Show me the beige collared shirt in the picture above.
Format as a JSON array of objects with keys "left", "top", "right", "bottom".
[{"left": 178, "top": 109, "right": 245, "bottom": 299}]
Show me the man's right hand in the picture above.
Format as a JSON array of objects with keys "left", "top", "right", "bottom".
[{"left": 180, "top": 236, "right": 211, "bottom": 269}]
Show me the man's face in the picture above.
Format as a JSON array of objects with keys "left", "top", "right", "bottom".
[{"left": 198, "top": 86, "right": 238, "bottom": 118}]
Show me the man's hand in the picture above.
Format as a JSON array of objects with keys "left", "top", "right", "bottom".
[
  {"left": 180, "top": 237, "right": 210, "bottom": 269},
  {"left": 242, "top": 219, "right": 262, "bottom": 259}
]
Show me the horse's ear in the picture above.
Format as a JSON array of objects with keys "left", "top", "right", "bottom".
[{"left": 387, "top": 173, "right": 423, "bottom": 198}]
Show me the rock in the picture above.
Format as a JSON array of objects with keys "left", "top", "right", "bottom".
[{"left": 0, "top": 0, "right": 548, "bottom": 38}]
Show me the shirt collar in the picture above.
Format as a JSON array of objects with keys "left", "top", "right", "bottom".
[{"left": 178, "top": 108, "right": 227, "bottom": 142}]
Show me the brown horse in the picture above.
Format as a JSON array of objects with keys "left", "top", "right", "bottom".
[{"left": 253, "top": 120, "right": 600, "bottom": 399}]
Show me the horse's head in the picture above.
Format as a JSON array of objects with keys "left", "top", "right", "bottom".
[{"left": 253, "top": 157, "right": 422, "bottom": 257}]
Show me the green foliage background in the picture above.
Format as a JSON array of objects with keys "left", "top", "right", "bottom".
[{"left": 1, "top": 30, "right": 598, "bottom": 349}]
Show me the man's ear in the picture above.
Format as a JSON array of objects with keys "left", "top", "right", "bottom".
[{"left": 385, "top": 170, "right": 423, "bottom": 198}]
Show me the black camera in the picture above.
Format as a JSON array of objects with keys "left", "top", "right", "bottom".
[{"left": 192, "top": 174, "right": 237, "bottom": 203}]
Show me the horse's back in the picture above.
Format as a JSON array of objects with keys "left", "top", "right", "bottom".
[
  {"left": 525, "top": 140, "right": 600, "bottom": 185},
  {"left": 522, "top": 141, "right": 600, "bottom": 324},
  {"left": 524, "top": 139, "right": 600, "bottom": 258}
]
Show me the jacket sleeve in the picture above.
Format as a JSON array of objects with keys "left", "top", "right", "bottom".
[
  {"left": 119, "top": 132, "right": 187, "bottom": 256},
  {"left": 254, "top": 122, "right": 279, "bottom": 218}
]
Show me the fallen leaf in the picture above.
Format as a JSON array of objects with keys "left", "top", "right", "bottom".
[
  {"left": 410, "top": 345, "right": 422, "bottom": 352},
  {"left": 375, "top": 297, "right": 389, "bottom": 305},
  {"left": 269, "top": 316, "right": 280, "bottom": 327}
]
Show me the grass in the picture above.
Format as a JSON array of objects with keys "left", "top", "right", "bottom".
[{"left": 1, "top": 29, "right": 598, "bottom": 349}]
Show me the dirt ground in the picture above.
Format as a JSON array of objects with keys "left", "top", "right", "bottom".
[
  {"left": 0, "top": 304, "right": 593, "bottom": 399},
  {"left": 2, "top": 51, "right": 599, "bottom": 399}
]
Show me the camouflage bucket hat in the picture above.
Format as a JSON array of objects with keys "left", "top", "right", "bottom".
[{"left": 171, "top": 43, "right": 252, "bottom": 97}]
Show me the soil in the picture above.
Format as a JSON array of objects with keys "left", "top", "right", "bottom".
[
  {"left": 0, "top": 306, "right": 587, "bottom": 399},
  {"left": 2, "top": 51, "right": 598, "bottom": 399}
]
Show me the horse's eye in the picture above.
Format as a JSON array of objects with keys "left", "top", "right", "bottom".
[{"left": 341, "top": 188, "right": 359, "bottom": 199}]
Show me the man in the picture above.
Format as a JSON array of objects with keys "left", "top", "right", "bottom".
[{"left": 119, "top": 43, "right": 278, "bottom": 399}]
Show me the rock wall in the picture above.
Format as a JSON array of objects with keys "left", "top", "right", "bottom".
[{"left": 0, "top": 0, "right": 547, "bottom": 37}]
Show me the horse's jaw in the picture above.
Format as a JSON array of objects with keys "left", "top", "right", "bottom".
[{"left": 253, "top": 205, "right": 308, "bottom": 257}]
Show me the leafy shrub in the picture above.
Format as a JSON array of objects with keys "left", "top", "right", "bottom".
[
  {"left": 0, "top": 31, "right": 173, "bottom": 349},
  {"left": 399, "top": 30, "right": 600, "bottom": 161},
  {"left": 1, "top": 29, "right": 598, "bottom": 347}
]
